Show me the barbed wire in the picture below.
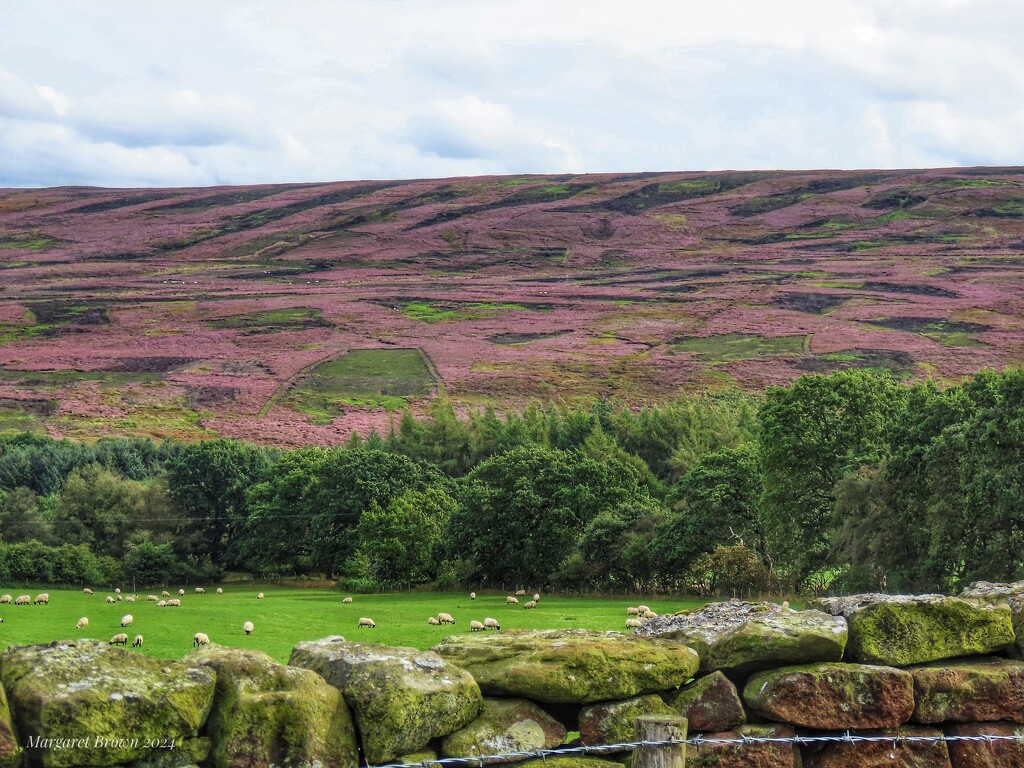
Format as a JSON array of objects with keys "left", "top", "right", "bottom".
[{"left": 369, "top": 730, "right": 1024, "bottom": 768}]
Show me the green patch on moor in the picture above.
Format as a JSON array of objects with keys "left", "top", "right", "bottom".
[
  {"left": 673, "top": 334, "right": 808, "bottom": 362},
  {"left": 208, "top": 307, "right": 331, "bottom": 333}
]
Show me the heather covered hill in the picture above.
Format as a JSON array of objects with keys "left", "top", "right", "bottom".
[{"left": 1, "top": 168, "right": 1023, "bottom": 443}]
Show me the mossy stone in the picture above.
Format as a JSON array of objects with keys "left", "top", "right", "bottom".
[
  {"left": 133, "top": 737, "right": 211, "bottom": 767},
  {"left": 442, "top": 698, "right": 566, "bottom": 761},
  {"left": 813, "top": 594, "right": 1014, "bottom": 666},
  {"left": 744, "top": 662, "right": 914, "bottom": 729},
  {"left": 665, "top": 671, "right": 745, "bottom": 732},
  {"left": 289, "top": 636, "right": 482, "bottom": 764},
  {"left": 946, "top": 722, "right": 1024, "bottom": 767},
  {"left": 432, "top": 629, "right": 699, "bottom": 704},
  {"left": 0, "top": 639, "right": 214, "bottom": 768},
  {"left": 578, "top": 695, "right": 675, "bottom": 747},
  {"left": 688, "top": 724, "right": 798, "bottom": 768},
  {"left": 515, "top": 758, "right": 624, "bottom": 768},
  {"left": 910, "top": 657, "right": 1024, "bottom": 724},
  {"left": 191, "top": 645, "right": 358, "bottom": 768},
  {"left": 0, "top": 681, "right": 20, "bottom": 768}
]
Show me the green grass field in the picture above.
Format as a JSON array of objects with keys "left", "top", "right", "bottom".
[{"left": 0, "top": 586, "right": 708, "bottom": 663}]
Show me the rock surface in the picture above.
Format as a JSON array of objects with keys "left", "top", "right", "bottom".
[
  {"left": 0, "top": 682, "right": 18, "bottom": 768},
  {"left": 289, "top": 636, "right": 482, "bottom": 763},
  {"left": 664, "top": 671, "right": 745, "bottom": 733},
  {"left": 743, "top": 662, "right": 915, "bottom": 729},
  {"left": 432, "top": 629, "right": 699, "bottom": 704},
  {"left": 192, "top": 645, "right": 358, "bottom": 768},
  {"left": 635, "top": 600, "right": 847, "bottom": 675},
  {"left": 812, "top": 593, "right": 1014, "bottom": 666},
  {"left": 0, "top": 639, "right": 214, "bottom": 768},
  {"left": 945, "top": 722, "right": 1024, "bottom": 767},
  {"left": 801, "top": 726, "right": 950, "bottom": 768},
  {"left": 579, "top": 695, "right": 676, "bottom": 747},
  {"left": 910, "top": 657, "right": 1024, "bottom": 724},
  {"left": 442, "top": 698, "right": 566, "bottom": 761},
  {"left": 688, "top": 724, "right": 799, "bottom": 768},
  {"left": 960, "top": 580, "right": 1024, "bottom": 659},
  {"left": 516, "top": 758, "right": 625, "bottom": 768}
]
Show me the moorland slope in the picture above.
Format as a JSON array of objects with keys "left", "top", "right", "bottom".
[{"left": 1, "top": 168, "right": 1023, "bottom": 443}]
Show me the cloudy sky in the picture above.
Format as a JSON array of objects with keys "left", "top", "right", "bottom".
[{"left": 2, "top": 0, "right": 1022, "bottom": 187}]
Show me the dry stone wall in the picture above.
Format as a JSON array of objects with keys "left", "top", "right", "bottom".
[{"left": 2, "top": 588, "right": 1024, "bottom": 768}]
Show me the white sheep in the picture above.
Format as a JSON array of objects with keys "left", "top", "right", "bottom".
[
  {"left": 157, "top": 600, "right": 167, "bottom": 607},
  {"left": 132, "top": 635, "right": 143, "bottom": 647},
  {"left": 642, "top": 610, "right": 657, "bottom": 619},
  {"left": 625, "top": 618, "right": 644, "bottom": 630},
  {"left": 627, "top": 607, "right": 640, "bottom": 616},
  {"left": 484, "top": 617, "right": 500, "bottom": 630},
  {"left": 114, "top": 588, "right": 121, "bottom": 595},
  {"left": 782, "top": 600, "right": 790, "bottom": 611},
  {"left": 358, "top": 617, "right": 376, "bottom": 628},
  {"left": 109, "top": 633, "right": 128, "bottom": 645},
  {"left": 0, "top": 595, "right": 10, "bottom": 604},
  {"left": 193, "top": 632, "right": 210, "bottom": 647},
  {"left": 147, "top": 595, "right": 159, "bottom": 601},
  {"left": 506, "top": 596, "right": 519, "bottom": 605},
  {"left": 82, "top": 588, "right": 93, "bottom": 596},
  {"left": 341, "top": 597, "right": 353, "bottom": 604},
  {"left": 117, "top": 595, "right": 123, "bottom": 602},
  {"left": 125, "top": 596, "right": 136, "bottom": 603},
  {"left": 470, "top": 592, "right": 476, "bottom": 600},
  {"left": 76, "top": 617, "right": 89, "bottom": 629},
  {"left": 243, "top": 621, "right": 254, "bottom": 635},
  {"left": 121, "top": 614, "right": 133, "bottom": 627},
  {"left": 161, "top": 591, "right": 170, "bottom": 598},
  {"left": 257, "top": 592, "right": 264, "bottom": 600},
  {"left": 105, "top": 596, "right": 115, "bottom": 604},
  {"left": 469, "top": 620, "right": 485, "bottom": 631},
  {"left": 523, "top": 600, "right": 537, "bottom": 609},
  {"left": 167, "top": 598, "right": 181, "bottom": 607},
  {"left": 178, "top": 589, "right": 185, "bottom": 596},
  {"left": 515, "top": 589, "right": 526, "bottom": 596},
  {"left": 15, "top": 595, "right": 30, "bottom": 605},
  {"left": 533, "top": 593, "right": 540, "bottom": 602},
  {"left": 195, "top": 587, "right": 205, "bottom": 594},
  {"left": 427, "top": 617, "right": 440, "bottom": 625},
  {"left": 216, "top": 588, "right": 223, "bottom": 594},
  {"left": 637, "top": 604, "right": 650, "bottom": 614},
  {"left": 34, "top": 593, "right": 48, "bottom": 605},
  {"left": 438, "top": 612, "right": 456, "bottom": 625}
]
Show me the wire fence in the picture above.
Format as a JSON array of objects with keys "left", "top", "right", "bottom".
[{"left": 369, "top": 730, "right": 1024, "bottom": 768}]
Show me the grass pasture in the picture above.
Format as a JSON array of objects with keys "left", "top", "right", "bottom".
[{"left": 0, "top": 586, "right": 708, "bottom": 663}]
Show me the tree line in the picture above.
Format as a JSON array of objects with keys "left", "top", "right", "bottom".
[{"left": 0, "top": 367, "right": 1022, "bottom": 594}]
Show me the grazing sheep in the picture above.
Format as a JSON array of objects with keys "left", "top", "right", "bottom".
[
  {"left": 167, "top": 599, "right": 181, "bottom": 607},
  {"left": 195, "top": 587, "right": 205, "bottom": 594},
  {"left": 161, "top": 591, "right": 170, "bottom": 598},
  {"left": 157, "top": 600, "right": 167, "bottom": 607},
  {"left": 193, "top": 632, "right": 210, "bottom": 647},
  {"left": 642, "top": 611, "right": 657, "bottom": 619},
  {"left": 109, "top": 633, "right": 128, "bottom": 646},
  {"left": 115, "top": 588, "right": 121, "bottom": 595},
  {"left": 178, "top": 589, "right": 185, "bottom": 596},
  {"left": 627, "top": 607, "right": 639, "bottom": 616},
  {"left": 625, "top": 618, "right": 644, "bottom": 630},
  {"left": 132, "top": 635, "right": 143, "bottom": 647},
  {"left": 125, "top": 596, "right": 135, "bottom": 603},
  {"left": 0, "top": 595, "right": 11, "bottom": 604},
  {"left": 257, "top": 593, "right": 264, "bottom": 600},
  {"left": 147, "top": 595, "right": 158, "bottom": 601},
  {"left": 34, "top": 593, "right": 49, "bottom": 605},
  {"left": 470, "top": 592, "right": 476, "bottom": 600},
  {"left": 506, "top": 596, "right": 519, "bottom": 605},
  {"left": 15, "top": 595, "right": 30, "bottom": 606},
  {"left": 76, "top": 617, "right": 89, "bottom": 629},
  {"left": 438, "top": 612, "right": 456, "bottom": 625},
  {"left": 427, "top": 617, "right": 440, "bottom": 625},
  {"left": 216, "top": 588, "right": 223, "bottom": 594},
  {"left": 117, "top": 595, "right": 123, "bottom": 602},
  {"left": 470, "top": 620, "right": 485, "bottom": 631},
  {"left": 637, "top": 604, "right": 650, "bottom": 614},
  {"left": 523, "top": 600, "right": 537, "bottom": 609},
  {"left": 358, "top": 617, "right": 376, "bottom": 628},
  {"left": 533, "top": 593, "right": 541, "bottom": 602},
  {"left": 484, "top": 617, "right": 500, "bottom": 630},
  {"left": 782, "top": 600, "right": 790, "bottom": 611},
  {"left": 341, "top": 597, "right": 353, "bottom": 604},
  {"left": 243, "top": 621, "right": 254, "bottom": 635},
  {"left": 121, "top": 614, "right": 133, "bottom": 627},
  {"left": 83, "top": 588, "right": 93, "bottom": 596},
  {"left": 106, "top": 596, "right": 115, "bottom": 604},
  {"left": 515, "top": 589, "right": 526, "bottom": 596}
]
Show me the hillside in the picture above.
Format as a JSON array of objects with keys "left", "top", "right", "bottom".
[{"left": 1, "top": 168, "right": 1023, "bottom": 444}]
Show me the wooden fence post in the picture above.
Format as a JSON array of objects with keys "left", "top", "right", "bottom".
[{"left": 634, "top": 714, "right": 687, "bottom": 768}]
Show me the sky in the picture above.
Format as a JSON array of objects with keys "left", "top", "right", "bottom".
[{"left": 1, "top": 0, "right": 1023, "bottom": 188}]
